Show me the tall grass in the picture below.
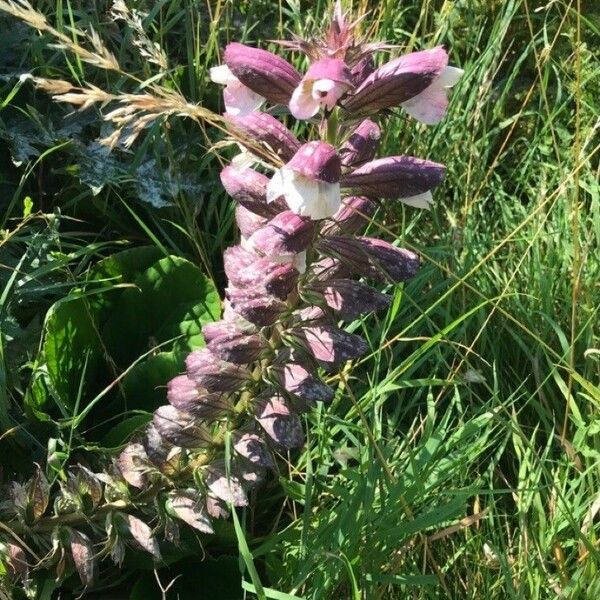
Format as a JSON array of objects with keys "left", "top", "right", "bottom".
[{"left": 0, "top": 0, "right": 598, "bottom": 598}]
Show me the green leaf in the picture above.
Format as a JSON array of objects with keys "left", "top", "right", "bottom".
[
  {"left": 102, "top": 255, "right": 220, "bottom": 366},
  {"left": 27, "top": 296, "right": 102, "bottom": 418},
  {"left": 100, "top": 413, "right": 153, "bottom": 449}
]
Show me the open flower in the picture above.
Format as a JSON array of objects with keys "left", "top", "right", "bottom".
[
  {"left": 401, "top": 65, "right": 464, "bottom": 124},
  {"left": 209, "top": 64, "right": 264, "bottom": 116},
  {"left": 267, "top": 141, "right": 342, "bottom": 220},
  {"left": 289, "top": 58, "right": 353, "bottom": 119},
  {"left": 343, "top": 46, "right": 462, "bottom": 124}
]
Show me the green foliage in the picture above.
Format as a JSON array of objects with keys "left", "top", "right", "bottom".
[{"left": 27, "top": 248, "right": 220, "bottom": 442}]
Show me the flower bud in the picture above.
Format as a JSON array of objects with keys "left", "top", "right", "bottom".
[
  {"left": 153, "top": 405, "right": 213, "bottom": 448},
  {"left": 286, "top": 325, "right": 368, "bottom": 366},
  {"left": 224, "top": 245, "right": 299, "bottom": 299},
  {"left": 167, "top": 375, "right": 232, "bottom": 420},
  {"left": 321, "top": 196, "right": 377, "bottom": 235},
  {"left": 5, "top": 543, "right": 29, "bottom": 582},
  {"left": 247, "top": 210, "right": 315, "bottom": 257},
  {"left": 205, "top": 321, "right": 267, "bottom": 364},
  {"left": 317, "top": 235, "right": 420, "bottom": 283},
  {"left": 267, "top": 142, "right": 342, "bottom": 220},
  {"left": 343, "top": 46, "right": 449, "bottom": 114},
  {"left": 224, "top": 42, "right": 301, "bottom": 106},
  {"left": 206, "top": 494, "right": 230, "bottom": 519},
  {"left": 116, "top": 443, "right": 149, "bottom": 489},
  {"left": 202, "top": 318, "right": 256, "bottom": 344},
  {"left": 69, "top": 530, "right": 96, "bottom": 587},
  {"left": 340, "top": 119, "right": 381, "bottom": 167},
  {"left": 143, "top": 423, "right": 175, "bottom": 469},
  {"left": 125, "top": 514, "right": 161, "bottom": 559},
  {"left": 341, "top": 156, "right": 445, "bottom": 208},
  {"left": 235, "top": 204, "right": 268, "bottom": 238},
  {"left": 220, "top": 165, "right": 286, "bottom": 217},
  {"left": 226, "top": 112, "right": 301, "bottom": 162},
  {"left": 226, "top": 286, "right": 287, "bottom": 326},
  {"left": 306, "top": 278, "right": 391, "bottom": 319},
  {"left": 255, "top": 393, "right": 304, "bottom": 448},
  {"left": 185, "top": 348, "right": 250, "bottom": 393},
  {"left": 270, "top": 363, "right": 334, "bottom": 408},
  {"left": 309, "top": 256, "right": 350, "bottom": 281}
]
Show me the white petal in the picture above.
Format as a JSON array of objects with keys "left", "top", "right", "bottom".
[
  {"left": 223, "top": 81, "right": 264, "bottom": 116},
  {"left": 401, "top": 83, "right": 448, "bottom": 125},
  {"left": 312, "top": 79, "right": 336, "bottom": 99},
  {"left": 282, "top": 172, "right": 341, "bottom": 220},
  {"left": 315, "top": 181, "right": 341, "bottom": 219},
  {"left": 400, "top": 190, "right": 433, "bottom": 210},
  {"left": 266, "top": 168, "right": 287, "bottom": 204},
  {"left": 438, "top": 66, "right": 464, "bottom": 88},
  {"left": 313, "top": 79, "right": 349, "bottom": 110},
  {"left": 282, "top": 171, "right": 321, "bottom": 216},
  {"left": 210, "top": 64, "right": 236, "bottom": 85},
  {"left": 289, "top": 80, "right": 320, "bottom": 120}
]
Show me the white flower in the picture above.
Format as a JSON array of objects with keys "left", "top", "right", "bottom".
[
  {"left": 209, "top": 64, "right": 265, "bottom": 116},
  {"left": 288, "top": 58, "right": 352, "bottom": 120},
  {"left": 401, "top": 66, "right": 464, "bottom": 125},
  {"left": 266, "top": 167, "right": 341, "bottom": 220},
  {"left": 289, "top": 78, "right": 349, "bottom": 120}
]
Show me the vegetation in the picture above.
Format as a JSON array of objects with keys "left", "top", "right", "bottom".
[{"left": 0, "top": 0, "right": 598, "bottom": 598}]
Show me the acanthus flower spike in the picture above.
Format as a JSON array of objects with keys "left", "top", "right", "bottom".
[{"left": 4, "top": 5, "right": 459, "bottom": 577}]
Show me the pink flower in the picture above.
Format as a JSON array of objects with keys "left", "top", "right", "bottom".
[
  {"left": 343, "top": 46, "right": 462, "bottom": 123},
  {"left": 401, "top": 65, "right": 464, "bottom": 125},
  {"left": 209, "top": 64, "right": 264, "bottom": 116},
  {"left": 224, "top": 42, "right": 301, "bottom": 106},
  {"left": 289, "top": 58, "right": 353, "bottom": 119}
]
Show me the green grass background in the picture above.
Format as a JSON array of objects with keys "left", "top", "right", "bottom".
[{"left": 0, "top": 0, "right": 599, "bottom": 598}]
